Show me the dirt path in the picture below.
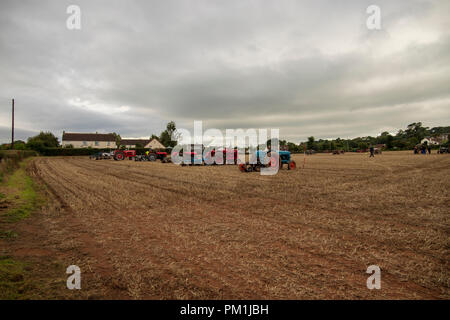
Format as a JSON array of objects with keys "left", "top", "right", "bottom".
[{"left": 4, "top": 152, "right": 449, "bottom": 299}]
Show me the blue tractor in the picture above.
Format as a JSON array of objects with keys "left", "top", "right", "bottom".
[{"left": 239, "top": 150, "right": 296, "bottom": 172}]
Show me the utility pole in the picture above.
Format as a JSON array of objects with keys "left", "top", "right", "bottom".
[{"left": 11, "top": 99, "right": 15, "bottom": 150}]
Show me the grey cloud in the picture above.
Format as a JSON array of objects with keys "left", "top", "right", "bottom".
[{"left": 0, "top": 0, "right": 448, "bottom": 144}]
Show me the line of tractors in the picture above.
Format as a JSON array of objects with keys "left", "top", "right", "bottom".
[
  {"left": 90, "top": 149, "right": 168, "bottom": 162},
  {"left": 90, "top": 146, "right": 297, "bottom": 172}
]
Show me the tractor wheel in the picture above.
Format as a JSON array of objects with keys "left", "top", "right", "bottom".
[
  {"left": 114, "top": 151, "right": 125, "bottom": 161},
  {"left": 149, "top": 154, "right": 157, "bottom": 161},
  {"left": 289, "top": 161, "right": 296, "bottom": 170},
  {"left": 268, "top": 156, "right": 280, "bottom": 169},
  {"left": 239, "top": 163, "right": 247, "bottom": 172}
]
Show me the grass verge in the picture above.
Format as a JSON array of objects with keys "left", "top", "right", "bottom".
[
  {"left": 0, "top": 255, "right": 34, "bottom": 299},
  {"left": 0, "top": 159, "right": 43, "bottom": 299},
  {"left": 2, "top": 159, "right": 40, "bottom": 223}
]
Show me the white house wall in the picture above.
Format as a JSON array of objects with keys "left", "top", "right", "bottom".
[{"left": 62, "top": 140, "right": 115, "bottom": 148}]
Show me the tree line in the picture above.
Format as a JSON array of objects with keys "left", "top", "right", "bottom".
[
  {"left": 1, "top": 122, "right": 448, "bottom": 153},
  {"left": 292, "top": 122, "right": 449, "bottom": 153}
]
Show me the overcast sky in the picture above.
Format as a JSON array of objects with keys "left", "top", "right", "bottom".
[{"left": 0, "top": 0, "right": 449, "bottom": 143}]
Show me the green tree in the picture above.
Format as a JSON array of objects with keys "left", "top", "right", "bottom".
[
  {"left": 26, "top": 131, "right": 59, "bottom": 151},
  {"left": 385, "top": 134, "right": 394, "bottom": 149},
  {"left": 287, "top": 142, "right": 299, "bottom": 152},
  {"left": 112, "top": 132, "right": 121, "bottom": 148},
  {"left": 11, "top": 140, "right": 26, "bottom": 150},
  {"left": 159, "top": 131, "right": 171, "bottom": 148},
  {"left": 321, "top": 140, "right": 331, "bottom": 151},
  {"left": 307, "top": 136, "right": 315, "bottom": 150},
  {"left": 429, "top": 126, "right": 450, "bottom": 135},
  {"left": 330, "top": 141, "right": 336, "bottom": 150},
  {"left": 405, "top": 122, "right": 428, "bottom": 141},
  {"left": 166, "top": 121, "right": 176, "bottom": 137},
  {"left": 358, "top": 142, "right": 368, "bottom": 150},
  {"left": 266, "top": 138, "right": 283, "bottom": 150},
  {"left": 159, "top": 121, "right": 178, "bottom": 148}
]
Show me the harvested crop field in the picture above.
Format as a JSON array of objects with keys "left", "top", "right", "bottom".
[{"left": 3, "top": 152, "right": 449, "bottom": 299}]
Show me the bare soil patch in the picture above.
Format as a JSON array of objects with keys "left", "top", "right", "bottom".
[{"left": 2, "top": 152, "right": 449, "bottom": 299}]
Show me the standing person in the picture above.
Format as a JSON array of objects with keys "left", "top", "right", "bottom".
[
  {"left": 369, "top": 146, "right": 375, "bottom": 157},
  {"left": 428, "top": 145, "right": 431, "bottom": 154},
  {"left": 414, "top": 146, "right": 418, "bottom": 154}
]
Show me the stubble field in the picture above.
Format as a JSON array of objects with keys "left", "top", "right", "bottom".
[{"left": 3, "top": 152, "right": 449, "bottom": 299}]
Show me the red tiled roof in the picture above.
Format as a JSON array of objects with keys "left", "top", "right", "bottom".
[
  {"left": 120, "top": 139, "right": 150, "bottom": 145},
  {"left": 62, "top": 132, "right": 116, "bottom": 142}
]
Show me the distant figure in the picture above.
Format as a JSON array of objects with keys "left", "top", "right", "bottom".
[
  {"left": 369, "top": 146, "right": 375, "bottom": 157},
  {"left": 414, "top": 146, "right": 418, "bottom": 154},
  {"left": 421, "top": 145, "right": 426, "bottom": 155},
  {"left": 428, "top": 146, "right": 431, "bottom": 154}
]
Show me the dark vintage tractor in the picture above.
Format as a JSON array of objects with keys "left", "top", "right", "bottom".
[
  {"left": 239, "top": 150, "right": 296, "bottom": 172},
  {"left": 135, "top": 150, "right": 168, "bottom": 162},
  {"left": 135, "top": 149, "right": 169, "bottom": 163},
  {"left": 150, "top": 150, "right": 168, "bottom": 162}
]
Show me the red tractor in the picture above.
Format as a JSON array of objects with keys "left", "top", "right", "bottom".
[
  {"left": 136, "top": 150, "right": 168, "bottom": 162},
  {"left": 204, "top": 148, "right": 240, "bottom": 165},
  {"left": 113, "top": 150, "right": 136, "bottom": 161}
]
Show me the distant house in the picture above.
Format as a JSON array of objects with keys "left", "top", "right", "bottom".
[
  {"left": 146, "top": 138, "right": 166, "bottom": 149},
  {"left": 421, "top": 134, "right": 449, "bottom": 146},
  {"left": 120, "top": 138, "right": 165, "bottom": 149},
  {"left": 62, "top": 132, "right": 116, "bottom": 148},
  {"left": 120, "top": 139, "right": 149, "bottom": 149}
]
